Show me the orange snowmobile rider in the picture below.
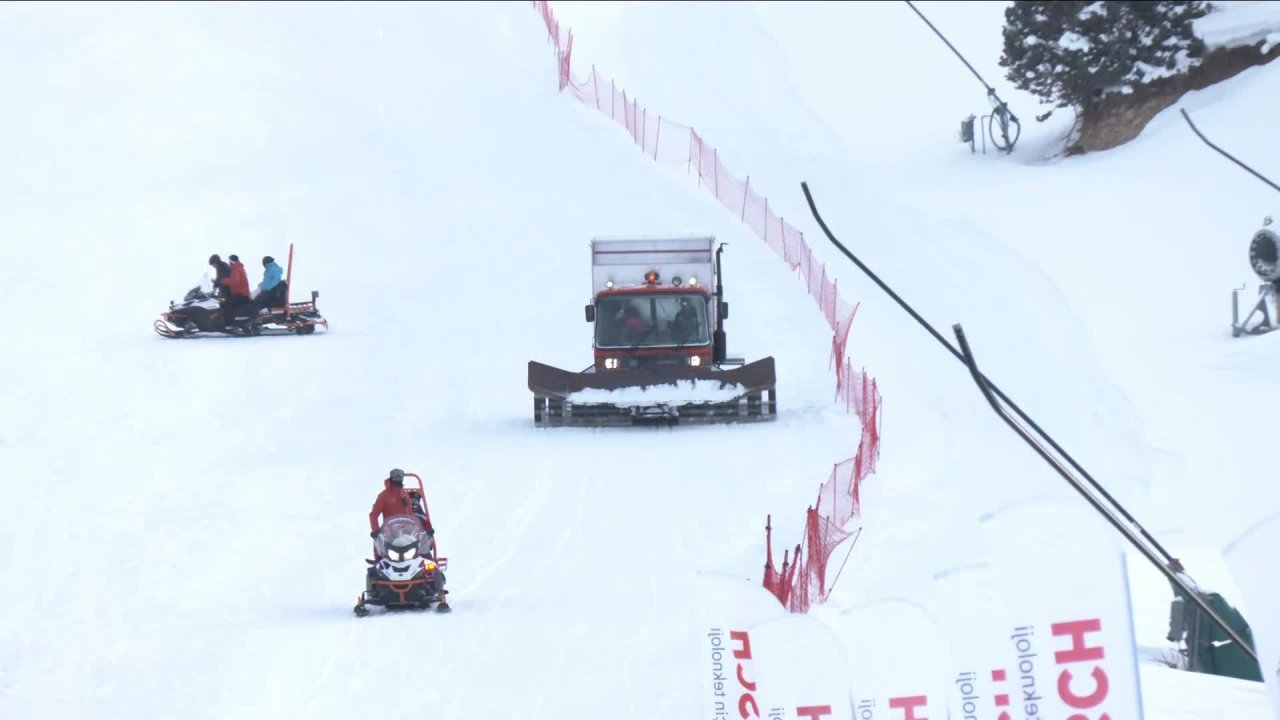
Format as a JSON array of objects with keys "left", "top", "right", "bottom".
[
  {"left": 222, "top": 254, "right": 251, "bottom": 300},
  {"left": 369, "top": 468, "right": 434, "bottom": 538}
]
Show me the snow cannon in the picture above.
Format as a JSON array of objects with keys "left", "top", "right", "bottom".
[
  {"left": 528, "top": 236, "right": 777, "bottom": 427},
  {"left": 1231, "top": 215, "right": 1280, "bottom": 337}
]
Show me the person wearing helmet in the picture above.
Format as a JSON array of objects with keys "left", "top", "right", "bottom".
[{"left": 369, "top": 468, "right": 434, "bottom": 538}]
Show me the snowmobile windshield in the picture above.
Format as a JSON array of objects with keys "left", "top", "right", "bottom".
[
  {"left": 595, "top": 293, "right": 709, "bottom": 348},
  {"left": 380, "top": 515, "right": 426, "bottom": 541},
  {"left": 378, "top": 515, "right": 430, "bottom": 562},
  {"left": 182, "top": 273, "right": 216, "bottom": 302}
]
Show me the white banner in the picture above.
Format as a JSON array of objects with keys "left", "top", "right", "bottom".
[
  {"left": 926, "top": 500, "right": 1145, "bottom": 720},
  {"left": 824, "top": 500, "right": 1144, "bottom": 719},
  {"left": 1222, "top": 512, "right": 1280, "bottom": 719},
  {"left": 820, "top": 499, "right": 1144, "bottom": 719},
  {"left": 699, "top": 573, "right": 852, "bottom": 719},
  {"left": 831, "top": 596, "right": 952, "bottom": 719}
]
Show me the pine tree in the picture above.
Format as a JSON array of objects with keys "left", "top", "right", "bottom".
[{"left": 999, "top": 1, "right": 1211, "bottom": 118}]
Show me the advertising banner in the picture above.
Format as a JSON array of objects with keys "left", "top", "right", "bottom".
[
  {"left": 931, "top": 500, "right": 1145, "bottom": 720},
  {"left": 699, "top": 573, "right": 852, "bottom": 719},
  {"left": 830, "top": 501, "right": 1144, "bottom": 719}
]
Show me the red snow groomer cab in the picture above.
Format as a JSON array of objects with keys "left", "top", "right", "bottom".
[{"left": 528, "top": 236, "right": 777, "bottom": 427}]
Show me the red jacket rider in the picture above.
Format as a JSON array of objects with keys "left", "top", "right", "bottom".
[
  {"left": 369, "top": 468, "right": 433, "bottom": 536},
  {"left": 221, "top": 255, "right": 251, "bottom": 300}
]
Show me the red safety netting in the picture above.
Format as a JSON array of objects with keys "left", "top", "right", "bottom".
[{"left": 531, "top": 1, "right": 882, "bottom": 612}]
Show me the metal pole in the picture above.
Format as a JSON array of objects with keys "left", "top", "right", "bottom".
[
  {"left": 953, "top": 323, "right": 1259, "bottom": 663},
  {"left": 799, "top": 181, "right": 1179, "bottom": 564},
  {"left": 1181, "top": 109, "right": 1280, "bottom": 194}
]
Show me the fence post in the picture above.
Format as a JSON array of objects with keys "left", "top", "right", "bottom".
[
  {"left": 818, "top": 268, "right": 828, "bottom": 319},
  {"left": 561, "top": 30, "right": 573, "bottom": 91},
  {"left": 830, "top": 465, "right": 838, "bottom": 521},
  {"left": 688, "top": 130, "right": 697, "bottom": 180},
  {"left": 862, "top": 373, "right": 871, "bottom": 427},
  {"left": 831, "top": 278, "right": 839, "bottom": 332},
  {"left": 713, "top": 148, "right": 719, "bottom": 198},
  {"left": 741, "top": 176, "right": 750, "bottom": 221},
  {"left": 653, "top": 116, "right": 661, "bottom": 161},
  {"left": 761, "top": 199, "right": 771, "bottom": 245},
  {"left": 778, "top": 213, "right": 788, "bottom": 281},
  {"left": 592, "top": 65, "right": 600, "bottom": 110}
]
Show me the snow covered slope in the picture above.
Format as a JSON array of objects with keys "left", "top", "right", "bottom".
[
  {"left": 2, "top": 0, "right": 1276, "bottom": 717},
  {"left": 1196, "top": 0, "right": 1280, "bottom": 50},
  {"left": 553, "top": 0, "right": 1277, "bottom": 715},
  {"left": 0, "top": 3, "right": 858, "bottom": 717}
]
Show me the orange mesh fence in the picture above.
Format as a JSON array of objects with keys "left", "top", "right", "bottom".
[{"left": 532, "top": 1, "right": 881, "bottom": 612}]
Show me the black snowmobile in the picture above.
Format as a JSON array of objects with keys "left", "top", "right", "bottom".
[
  {"left": 355, "top": 515, "right": 450, "bottom": 616},
  {"left": 153, "top": 281, "right": 328, "bottom": 338}
]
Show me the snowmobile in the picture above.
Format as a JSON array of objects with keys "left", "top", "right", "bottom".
[
  {"left": 153, "top": 281, "right": 328, "bottom": 338},
  {"left": 354, "top": 472, "right": 450, "bottom": 616},
  {"left": 154, "top": 243, "right": 329, "bottom": 338}
]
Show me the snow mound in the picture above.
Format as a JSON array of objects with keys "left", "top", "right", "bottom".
[
  {"left": 1195, "top": 1, "right": 1280, "bottom": 50},
  {"left": 568, "top": 379, "right": 746, "bottom": 405}
]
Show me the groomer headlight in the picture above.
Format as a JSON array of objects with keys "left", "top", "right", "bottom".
[
  {"left": 671, "top": 276, "right": 683, "bottom": 286},
  {"left": 689, "top": 355, "right": 702, "bottom": 367},
  {"left": 688, "top": 276, "right": 698, "bottom": 286},
  {"left": 605, "top": 280, "right": 614, "bottom": 289}
]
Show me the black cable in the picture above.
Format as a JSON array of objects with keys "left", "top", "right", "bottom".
[
  {"left": 953, "top": 323, "right": 1258, "bottom": 664},
  {"left": 804, "top": 178, "right": 1262, "bottom": 664},
  {"left": 799, "top": 181, "right": 1178, "bottom": 564},
  {"left": 1181, "top": 109, "right": 1280, "bottom": 194},
  {"left": 904, "top": 0, "right": 994, "bottom": 92},
  {"left": 903, "top": 0, "right": 1019, "bottom": 152}
]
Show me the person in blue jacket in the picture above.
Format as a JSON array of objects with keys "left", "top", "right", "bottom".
[{"left": 253, "top": 255, "right": 288, "bottom": 312}]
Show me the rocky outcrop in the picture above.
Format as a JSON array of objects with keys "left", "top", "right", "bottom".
[{"left": 1067, "top": 40, "right": 1280, "bottom": 155}]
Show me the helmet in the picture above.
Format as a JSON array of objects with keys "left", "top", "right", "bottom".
[
  {"left": 263, "top": 255, "right": 275, "bottom": 266},
  {"left": 229, "top": 254, "right": 240, "bottom": 263},
  {"left": 208, "top": 254, "right": 221, "bottom": 265},
  {"left": 389, "top": 468, "right": 405, "bottom": 485}
]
